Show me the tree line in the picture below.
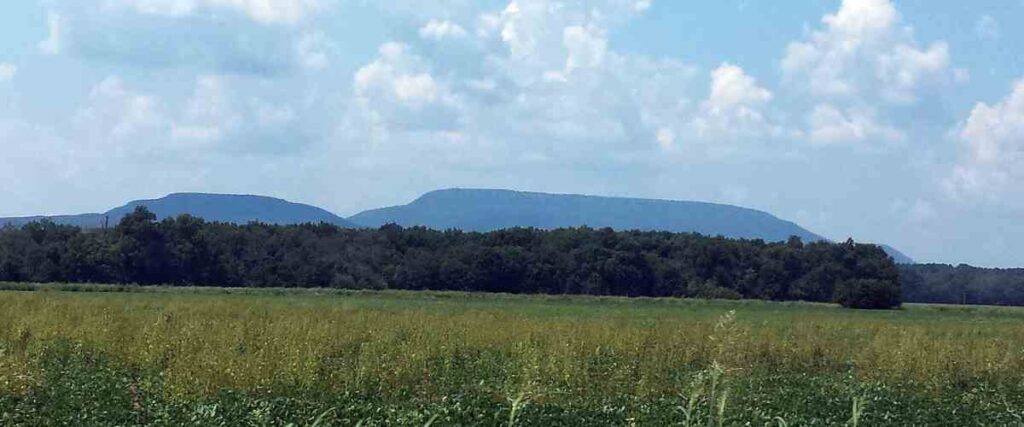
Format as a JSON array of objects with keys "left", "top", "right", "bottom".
[
  {"left": 899, "top": 264, "right": 1024, "bottom": 306},
  {"left": 0, "top": 206, "right": 902, "bottom": 308}
]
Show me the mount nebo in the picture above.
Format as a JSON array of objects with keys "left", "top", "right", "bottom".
[{"left": 0, "top": 188, "right": 911, "bottom": 262}]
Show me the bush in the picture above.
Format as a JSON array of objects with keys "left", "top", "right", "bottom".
[
  {"left": 833, "top": 279, "right": 901, "bottom": 310},
  {"left": 687, "top": 280, "right": 743, "bottom": 300}
]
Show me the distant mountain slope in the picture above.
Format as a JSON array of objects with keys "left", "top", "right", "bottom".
[
  {"left": 880, "top": 245, "right": 915, "bottom": 264},
  {"left": 0, "top": 214, "right": 107, "bottom": 229},
  {"left": 1, "top": 193, "right": 357, "bottom": 228},
  {"left": 349, "top": 188, "right": 826, "bottom": 242}
]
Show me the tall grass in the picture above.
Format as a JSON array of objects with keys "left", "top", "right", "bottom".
[{"left": 1, "top": 289, "right": 1023, "bottom": 425}]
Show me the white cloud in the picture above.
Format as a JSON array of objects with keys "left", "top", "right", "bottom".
[
  {"left": 975, "top": 15, "right": 1000, "bottom": 40},
  {"left": 705, "top": 63, "right": 772, "bottom": 114},
  {"left": 690, "top": 64, "right": 778, "bottom": 141},
  {"left": 419, "top": 19, "right": 468, "bottom": 40},
  {"left": 782, "top": 0, "right": 957, "bottom": 146},
  {"left": 67, "top": 75, "right": 297, "bottom": 156},
  {"left": 484, "top": 0, "right": 641, "bottom": 70},
  {"left": 876, "top": 43, "right": 950, "bottom": 104},
  {"left": 355, "top": 44, "right": 442, "bottom": 105},
  {"left": 782, "top": 0, "right": 952, "bottom": 104},
  {"left": 337, "top": 0, "right": 709, "bottom": 167},
  {"left": 945, "top": 80, "right": 1024, "bottom": 205},
  {"left": 350, "top": 43, "right": 462, "bottom": 137},
  {"left": 74, "top": 77, "right": 167, "bottom": 151},
  {"left": 172, "top": 75, "right": 240, "bottom": 145},
  {"left": 38, "top": 12, "right": 62, "bottom": 55},
  {"left": 0, "top": 64, "right": 16, "bottom": 81},
  {"left": 393, "top": 74, "right": 441, "bottom": 103},
  {"left": 104, "top": 0, "right": 322, "bottom": 25},
  {"left": 563, "top": 25, "right": 607, "bottom": 73},
  {"left": 806, "top": 104, "right": 904, "bottom": 145}
]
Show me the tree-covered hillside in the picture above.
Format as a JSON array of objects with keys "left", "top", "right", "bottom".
[
  {"left": 899, "top": 264, "right": 1024, "bottom": 306},
  {"left": 0, "top": 207, "right": 902, "bottom": 308}
]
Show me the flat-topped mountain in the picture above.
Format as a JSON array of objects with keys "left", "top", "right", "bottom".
[
  {"left": 348, "top": 188, "right": 827, "bottom": 242},
  {"left": 1, "top": 189, "right": 913, "bottom": 263},
  {"left": 0, "top": 193, "right": 358, "bottom": 228}
]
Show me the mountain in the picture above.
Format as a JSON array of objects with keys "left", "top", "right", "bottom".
[
  {"left": 349, "top": 188, "right": 827, "bottom": 242},
  {"left": 2, "top": 189, "right": 915, "bottom": 262},
  {"left": 0, "top": 193, "right": 358, "bottom": 228},
  {"left": 880, "top": 245, "right": 915, "bottom": 264}
]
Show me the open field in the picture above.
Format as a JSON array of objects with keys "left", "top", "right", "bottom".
[{"left": 1, "top": 286, "right": 1024, "bottom": 425}]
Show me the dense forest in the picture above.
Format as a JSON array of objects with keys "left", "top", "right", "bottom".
[
  {"left": 0, "top": 207, "right": 902, "bottom": 308},
  {"left": 899, "top": 264, "right": 1024, "bottom": 306}
]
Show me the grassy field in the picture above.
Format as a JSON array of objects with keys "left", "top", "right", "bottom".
[{"left": 1, "top": 286, "right": 1023, "bottom": 425}]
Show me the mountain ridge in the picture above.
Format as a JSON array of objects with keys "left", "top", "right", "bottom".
[
  {"left": 350, "top": 188, "right": 827, "bottom": 242},
  {"left": 1, "top": 189, "right": 913, "bottom": 263},
  {"left": 1, "top": 193, "right": 357, "bottom": 228}
]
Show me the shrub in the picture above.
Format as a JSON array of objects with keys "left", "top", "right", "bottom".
[
  {"left": 687, "top": 280, "right": 742, "bottom": 300},
  {"left": 833, "top": 279, "right": 901, "bottom": 309}
]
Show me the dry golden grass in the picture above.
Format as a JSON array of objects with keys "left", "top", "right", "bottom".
[{"left": 2, "top": 288, "right": 1022, "bottom": 406}]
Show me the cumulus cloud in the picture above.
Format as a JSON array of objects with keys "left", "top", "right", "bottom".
[
  {"left": 73, "top": 77, "right": 167, "bottom": 152},
  {"left": 336, "top": 0, "right": 710, "bottom": 168},
  {"left": 172, "top": 76, "right": 241, "bottom": 145},
  {"left": 489, "top": 10, "right": 693, "bottom": 151},
  {"left": 945, "top": 80, "right": 1024, "bottom": 206},
  {"left": 64, "top": 74, "right": 306, "bottom": 158},
  {"left": 419, "top": 19, "right": 468, "bottom": 40},
  {"left": 806, "top": 104, "right": 904, "bottom": 145},
  {"left": 781, "top": 0, "right": 957, "bottom": 146},
  {"left": 482, "top": 0, "right": 643, "bottom": 76},
  {"left": 0, "top": 64, "right": 16, "bottom": 81},
  {"left": 350, "top": 43, "right": 462, "bottom": 137},
  {"left": 782, "top": 0, "right": 952, "bottom": 104},
  {"left": 706, "top": 64, "right": 772, "bottom": 111},
  {"left": 692, "top": 64, "right": 773, "bottom": 135},
  {"left": 562, "top": 25, "right": 607, "bottom": 73},
  {"left": 102, "top": 0, "right": 322, "bottom": 25}
]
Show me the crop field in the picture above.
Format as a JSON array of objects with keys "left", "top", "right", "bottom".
[{"left": 1, "top": 286, "right": 1023, "bottom": 426}]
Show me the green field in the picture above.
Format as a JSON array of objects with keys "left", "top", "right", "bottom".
[{"left": 1, "top": 286, "right": 1023, "bottom": 426}]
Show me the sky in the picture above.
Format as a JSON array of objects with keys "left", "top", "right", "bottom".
[{"left": 1, "top": 0, "right": 1023, "bottom": 267}]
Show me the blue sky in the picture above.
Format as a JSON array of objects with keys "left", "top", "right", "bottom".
[{"left": 1, "top": 0, "right": 1023, "bottom": 267}]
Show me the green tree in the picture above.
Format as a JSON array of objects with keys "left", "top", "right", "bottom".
[{"left": 833, "top": 279, "right": 902, "bottom": 309}]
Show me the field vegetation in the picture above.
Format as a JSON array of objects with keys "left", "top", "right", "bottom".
[{"left": 1, "top": 287, "right": 1022, "bottom": 425}]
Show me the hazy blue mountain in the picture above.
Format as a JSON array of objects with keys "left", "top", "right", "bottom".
[
  {"left": 2, "top": 189, "right": 915, "bottom": 262},
  {"left": 0, "top": 214, "right": 107, "bottom": 228},
  {"left": 349, "top": 188, "right": 827, "bottom": 242},
  {"left": 0, "top": 193, "right": 357, "bottom": 228}
]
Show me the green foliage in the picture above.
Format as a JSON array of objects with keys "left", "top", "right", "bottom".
[
  {"left": 900, "top": 263, "right": 1024, "bottom": 306},
  {"left": 833, "top": 279, "right": 902, "bottom": 310},
  {"left": 0, "top": 208, "right": 902, "bottom": 308}
]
